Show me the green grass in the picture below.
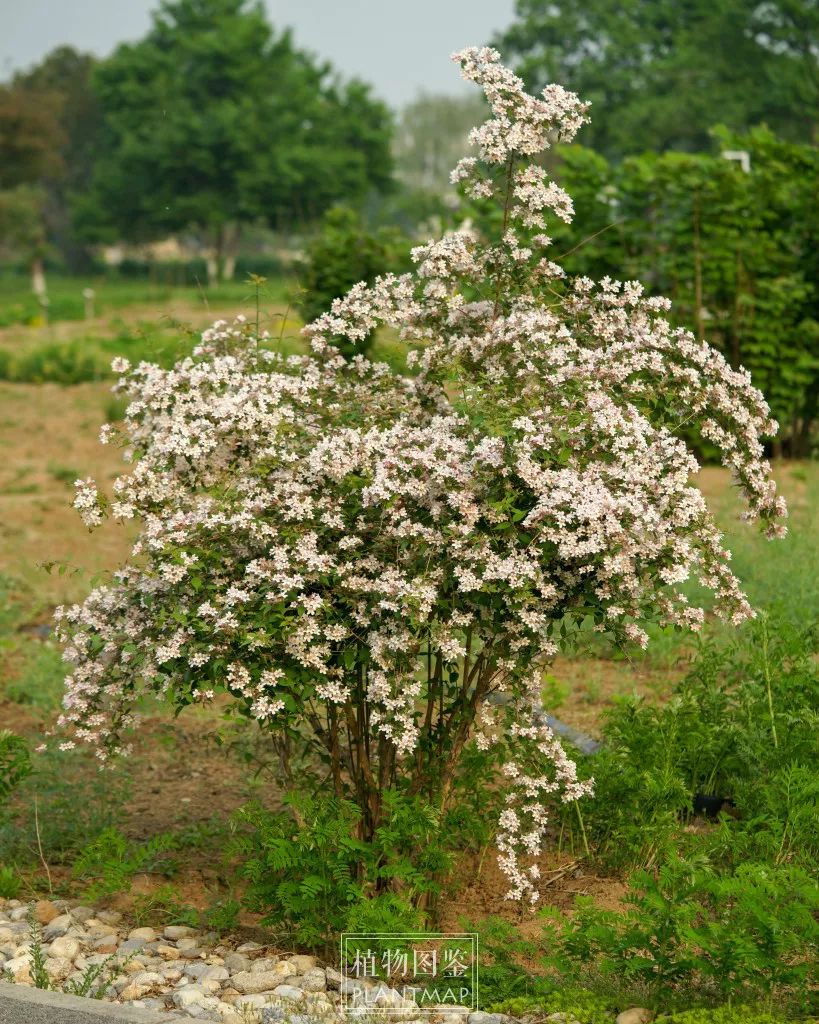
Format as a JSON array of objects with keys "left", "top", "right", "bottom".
[
  {"left": 0, "top": 572, "right": 131, "bottom": 870},
  {"left": 0, "top": 745, "right": 131, "bottom": 869},
  {"left": 0, "top": 270, "right": 417, "bottom": 383},
  {"left": 0, "top": 272, "right": 291, "bottom": 328},
  {"left": 47, "top": 463, "right": 81, "bottom": 486},
  {"left": 0, "top": 322, "right": 196, "bottom": 383},
  {"left": 717, "top": 468, "right": 819, "bottom": 627},
  {"left": 560, "top": 461, "right": 819, "bottom": 681},
  {"left": 0, "top": 574, "right": 64, "bottom": 714},
  {"left": 2, "top": 640, "right": 64, "bottom": 710}
]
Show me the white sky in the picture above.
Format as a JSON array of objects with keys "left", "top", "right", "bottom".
[{"left": 0, "top": 0, "right": 518, "bottom": 108}]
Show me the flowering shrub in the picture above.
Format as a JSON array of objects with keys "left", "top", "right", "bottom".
[{"left": 56, "top": 48, "right": 786, "bottom": 906}]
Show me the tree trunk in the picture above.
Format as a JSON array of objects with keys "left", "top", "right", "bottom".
[
  {"left": 208, "top": 224, "right": 224, "bottom": 284},
  {"left": 222, "top": 222, "right": 240, "bottom": 281},
  {"left": 31, "top": 256, "right": 47, "bottom": 299}
]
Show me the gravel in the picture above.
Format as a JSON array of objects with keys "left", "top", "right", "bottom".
[
  {"left": 0, "top": 898, "right": 656, "bottom": 1024},
  {"left": 0, "top": 898, "right": 426, "bottom": 1024}
]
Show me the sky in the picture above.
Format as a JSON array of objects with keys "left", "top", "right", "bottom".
[{"left": 0, "top": 0, "right": 518, "bottom": 108}]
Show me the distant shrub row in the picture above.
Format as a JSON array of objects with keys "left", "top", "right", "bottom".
[{"left": 0, "top": 325, "right": 200, "bottom": 384}]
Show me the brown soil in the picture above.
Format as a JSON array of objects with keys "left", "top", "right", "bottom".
[
  {"left": 0, "top": 380, "right": 134, "bottom": 602},
  {"left": 439, "top": 848, "right": 628, "bottom": 937}
]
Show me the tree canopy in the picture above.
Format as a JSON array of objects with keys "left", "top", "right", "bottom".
[
  {"left": 13, "top": 47, "right": 100, "bottom": 196},
  {"left": 523, "top": 130, "right": 819, "bottom": 455},
  {"left": 0, "top": 72, "right": 67, "bottom": 283},
  {"left": 11, "top": 47, "right": 101, "bottom": 271},
  {"left": 497, "top": 0, "right": 819, "bottom": 157},
  {"left": 81, "top": 0, "right": 394, "bottom": 260},
  {"left": 0, "top": 82, "right": 63, "bottom": 190}
]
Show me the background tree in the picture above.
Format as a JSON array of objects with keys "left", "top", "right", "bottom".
[
  {"left": 526, "top": 131, "right": 819, "bottom": 455},
  {"left": 749, "top": 0, "right": 819, "bottom": 141},
  {"left": 13, "top": 47, "right": 102, "bottom": 273},
  {"left": 0, "top": 81, "right": 64, "bottom": 295},
  {"left": 0, "top": 187, "right": 50, "bottom": 301},
  {"left": 80, "top": 0, "right": 394, "bottom": 280},
  {"left": 0, "top": 82, "right": 63, "bottom": 190},
  {"left": 497, "top": 0, "right": 819, "bottom": 157}
]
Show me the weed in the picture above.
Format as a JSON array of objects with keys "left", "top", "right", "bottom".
[
  {"left": 658, "top": 1009, "right": 791, "bottom": 1023},
  {"left": 130, "top": 883, "right": 193, "bottom": 928},
  {"left": 130, "top": 884, "right": 242, "bottom": 934},
  {"left": 197, "top": 895, "right": 242, "bottom": 934},
  {"left": 464, "top": 917, "right": 547, "bottom": 1006},
  {"left": 26, "top": 906, "right": 51, "bottom": 989},
  {"left": 543, "top": 855, "right": 819, "bottom": 1011},
  {"left": 233, "top": 790, "right": 453, "bottom": 949},
  {"left": 72, "top": 827, "right": 179, "bottom": 901},
  {"left": 0, "top": 731, "right": 32, "bottom": 805},
  {"left": 62, "top": 948, "right": 129, "bottom": 1000},
  {"left": 561, "top": 616, "right": 819, "bottom": 875},
  {"left": 0, "top": 865, "right": 21, "bottom": 898},
  {"left": 47, "top": 463, "right": 81, "bottom": 485}
]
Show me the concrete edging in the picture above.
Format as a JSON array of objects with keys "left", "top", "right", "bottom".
[{"left": 0, "top": 981, "right": 168, "bottom": 1024}]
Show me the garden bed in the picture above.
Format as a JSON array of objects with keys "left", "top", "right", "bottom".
[{"left": 1, "top": 896, "right": 357, "bottom": 1023}]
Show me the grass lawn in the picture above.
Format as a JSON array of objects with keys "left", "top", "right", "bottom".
[{"left": 0, "top": 272, "right": 290, "bottom": 329}]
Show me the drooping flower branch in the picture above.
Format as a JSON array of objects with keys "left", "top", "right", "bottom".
[{"left": 56, "top": 47, "right": 785, "bottom": 904}]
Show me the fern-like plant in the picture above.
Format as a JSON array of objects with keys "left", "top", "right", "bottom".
[
  {"left": 72, "top": 827, "right": 179, "bottom": 900},
  {"left": 0, "top": 732, "right": 32, "bottom": 806},
  {"left": 233, "top": 791, "right": 442, "bottom": 948}
]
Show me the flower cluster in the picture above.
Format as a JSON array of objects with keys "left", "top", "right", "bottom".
[
  {"left": 73, "top": 478, "right": 104, "bottom": 528},
  {"left": 56, "top": 47, "right": 785, "bottom": 904}
]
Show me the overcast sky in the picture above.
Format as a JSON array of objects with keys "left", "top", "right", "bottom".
[{"left": 1, "top": 0, "right": 518, "bottom": 108}]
